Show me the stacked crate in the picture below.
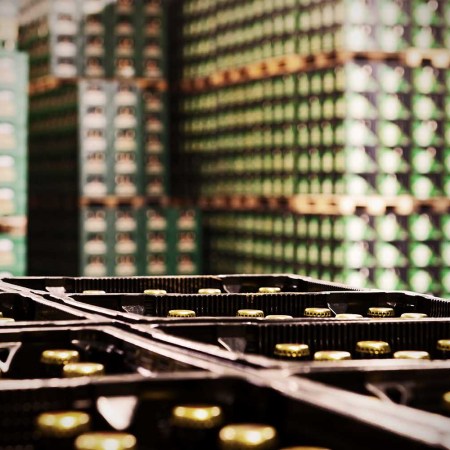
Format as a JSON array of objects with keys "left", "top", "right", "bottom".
[
  {"left": 0, "top": 0, "right": 28, "bottom": 277},
  {"left": 22, "top": 0, "right": 201, "bottom": 276},
  {"left": 173, "top": 0, "right": 450, "bottom": 297}
]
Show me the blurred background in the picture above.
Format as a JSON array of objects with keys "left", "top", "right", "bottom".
[{"left": 0, "top": 0, "right": 449, "bottom": 298}]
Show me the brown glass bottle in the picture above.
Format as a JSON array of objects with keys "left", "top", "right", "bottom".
[
  {"left": 171, "top": 404, "right": 223, "bottom": 449},
  {"left": 35, "top": 411, "right": 90, "bottom": 450}
]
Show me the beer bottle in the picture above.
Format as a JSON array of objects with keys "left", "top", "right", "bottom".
[
  {"left": 40, "top": 349, "right": 80, "bottom": 378},
  {"left": 63, "top": 362, "right": 105, "bottom": 378},
  {"left": 274, "top": 343, "right": 310, "bottom": 360},
  {"left": 314, "top": 350, "right": 351, "bottom": 361},
  {"left": 304, "top": 308, "right": 331, "bottom": 318},
  {"left": 219, "top": 424, "right": 277, "bottom": 449},
  {"left": 355, "top": 341, "right": 391, "bottom": 359},
  {"left": 168, "top": 309, "right": 196, "bottom": 318},
  {"left": 171, "top": 404, "right": 223, "bottom": 449},
  {"left": 237, "top": 309, "right": 264, "bottom": 318},
  {"left": 367, "top": 307, "right": 395, "bottom": 318},
  {"left": 35, "top": 411, "right": 90, "bottom": 450},
  {"left": 75, "top": 432, "right": 136, "bottom": 450}
]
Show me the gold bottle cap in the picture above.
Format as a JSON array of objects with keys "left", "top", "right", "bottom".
[
  {"left": 75, "top": 432, "right": 137, "bottom": 450},
  {"left": 40, "top": 349, "right": 80, "bottom": 366},
  {"left": 198, "top": 288, "right": 221, "bottom": 294},
  {"left": 442, "top": 392, "right": 450, "bottom": 410},
  {"left": 63, "top": 362, "right": 105, "bottom": 378},
  {"left": 367, "top": 307, "right": 395, "bottom": 318},
  {"left": 167, "top": 309, "right": 196, "bottom": 317},
  {"left": 219, "top": 424, "right": 277, "bottom": 449},
  {"left": 355, "top": 341, "right": 391, "bottom": 355},
  {"left": 280, "top": 447, "right": 331, "bottom": 450},
  {"left": 274, "top": 343, "right": 310, "bottom": 358},
  {"left": 171, "top": 405, "right": 223, "bottom": 429},
  {"left": 36, "top": 411, "right": 90, "bottom": 437},
  {"left": 400, "top": 313, "right": 428, "bottom": 319},
  {"left": 0, "top": 317, "right": 14, "bottom": 323},
  {"left": 335, "top": 314, "right": 364, "bottom": 320},
  {"left": 393, "top": 351, "right": 430, "bottom": 360},
  {"left": 437, "top": 339, "right": 450, "bottom": 351},
  {"left": 304, "top": 307, "right": 331, "bottom": 318},
  {"left": 258, "top": 287, "right": 281, "bottom": 293},
  {"left": 265, "top": 315, "right": 293, "bottom": 320},
  {"left": 314, "top": 350, "right": 352, "bottom": 361},
  {"left": 144, "top": 289, "right": 167, "bottom": 295},
  {"left": 82, "top": 290, "right": 106, "bottom": 294},
  {"left": 237, "top": 309, "right": 264, "bottom": 318}
]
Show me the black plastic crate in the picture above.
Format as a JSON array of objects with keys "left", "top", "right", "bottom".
[
  {"left": 38, "top": 290, "right": 450, "bottom": 325},
  {"left": 140, "top": 318, "right": 450, "bottom": 368},
  {"left": 0, "top": 372, "right": 447, "bottom": 449},
  {"left": 0, "top": 273, "right": 358, "bottom": 294}
]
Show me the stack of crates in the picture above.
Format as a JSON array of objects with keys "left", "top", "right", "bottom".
[
  {"left": 0, "top": 0, "right": 28, "bottom": 277},
  {"left": 22, "top": 0, "right": 202, "bottom": 276},
  {"left": 173, "top": 0, "right": 450, "bottom": 297}
]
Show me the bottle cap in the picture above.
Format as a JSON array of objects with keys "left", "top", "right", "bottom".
[
  {"left": 237, "top": 309, "right": 264, "bottom": 318},
  {"left": 41, "top": 349, "right": 80, "bottom": 366},
  {"left": 355, "top": 341, "right": 391, "bottom": 355},
  {"left": 36, "top": 411, "right": 90, "bottom": 437},
  {"left": 442, "top": 392, "right": 450, "bottom": 410},
  {"left": 144, "top": 289, "right": 167, "bottom": 295},
  {"left": 304, "top": 307, "right": 331, "bottom": 318},
  {"left": 63, "top": 362, "right": 105, "bottom": 378},
  {"left": 82, "top": 290, "right": 106, "bottom": 294},
  {"left": 198, "top": 288, "right": 221, "bottom": 294},
  {"left": 400, "top": 313, "right": 428, "bottom": 319},
  {"left": 437, "top": 339, "right": 450, "bottom": 351},
  {"left": 393, "top": 351, "right": 430, "bottom": 360},
  {"left": 367, "top": 307, "right": 395, "bottom": 318},
  {"left": 171, "top": 405, "right": 223, "bottom": 429},
  {"left": 274, "top": 343, "right": 310, "bottom": 358},
  {"left": 314, "top": 351, "right": 352, "bottom": 361},
  {"left": 168, "top": 309, "right": 196, "bottom": 317},
  {"left": 258, "top": 287, "right": 281, "bottom": 293},
  {"left": 75, "top": 432, "right": 137, "bottom": 450},
  {"left": 265, "top": 315, "right": 293, "bottom": 320},
  {"left": 335, "top": 314, "right": 364, "bottom": 320},
  {"left": 280, "top": 447, "right": 331, "bottom": 450},
  {"left": 0, "top": 317, "right": 14, "bottom": 323},
  {"left": 219, "top": 424, "right": 277, "bottom": 449}
]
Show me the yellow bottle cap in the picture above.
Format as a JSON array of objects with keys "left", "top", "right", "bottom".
[
  {"left": 367, "top": 307, "right": 395, "bottom": 318},
  {"left": 219, "top": 424, "right": 277, "bottom": 449},
  {"left": 258, "top": 287, "right": 281, "bottom": 293},
  {"left": 36, "top": 411, "right": 90, "bottom": 437},
  {"left": 314, "top": 350, "right": 352, "bottom": 361},
  {"left": 0, "top": 317, "right": 14, "bottom": 323},
  {"left": 280, "top": 447, "right": 331, "bottom": 450},
  {"left": 237, "top": 309, "right": 264, "bottom": 318},
  {"left": 335, "top": 314, "right": 363, "bottom": 320},
  {"left": 143, "top": 289, "right": 167, "bottom": 295},
  {"left": 437, "top": 339, "right": 450, "bottom": 351},
  {"left": 274, "top": 343, "right": 310, "bottom": 358},
  {"left": 355, "top": 341, "right": 391, "bottom": 355},
  {"left": 304, "top": 307, "right": 331, "bottom": 318},
  {"left": 75, "top": 432, "right": 137, "bottom": 450},
  {"left": 167, "top": 309, "right": 196, "bottom": 317},
  {"left": 400, "top": 313, "right": 428, "bottom": 319},
  {"left": 82, "top": 290, "right": 106, "bottom": 294},
  {"left": 198, "top": 288, "right": 221, "bottom": 294},
  {"left": 41, "top": 349, "right": 80, "bottom": 366},
  {"left": 442, "top": 392, "right": 450, "bottom": 410},
  {"left": 265, "top": 315, "right": 293, "bottom": 320},
  {"left": 171, "top": 405, "right": 223, "bottom": 429},
  {"left": 63, "top": 362, "right": 105, "bottom": 378},
  {"left": 393, "top": 351, "right": 430, "bottom": 360}
]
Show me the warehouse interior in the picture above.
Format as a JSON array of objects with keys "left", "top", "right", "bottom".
[{"left": 1, "top": 1, "right": 450, "bottom": 449}]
